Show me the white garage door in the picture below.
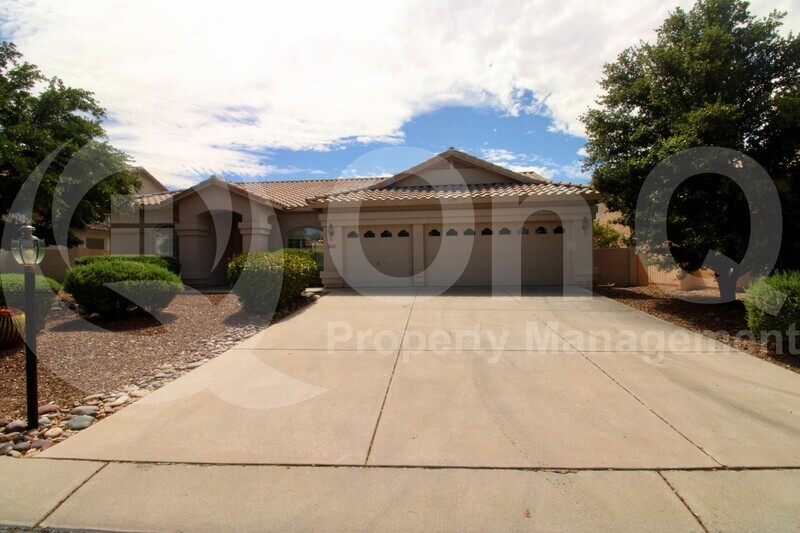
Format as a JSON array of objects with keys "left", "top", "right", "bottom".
[
  {"left": 423, "top": 223, "right": 564, "bottom": 286},
  {"left": 343, "top": 225, "right": 413, "bottom": 287}
]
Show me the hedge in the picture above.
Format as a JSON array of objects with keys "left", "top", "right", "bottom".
[
  {"left": 0, "top": 274, "right": 61, "bottom": 329},
  {"left": 227, "top": 249, "right": 317, "bottom": 314},
  {"left": 744, "top": 271, "right": 800, "bottom": 351},
  {"left": 63, "top": 261, "right": 184, "bottom": 318},
  {"left": 74, "top": 254, "right": 181, "bottom": 275}
]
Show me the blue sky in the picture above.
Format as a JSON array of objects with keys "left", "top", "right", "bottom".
[
  {"left": 1, "top": 0, "right": 795, "bottom": 188},
  {"left": 254, "top": 104, "right": 589, "bottom": 183}
]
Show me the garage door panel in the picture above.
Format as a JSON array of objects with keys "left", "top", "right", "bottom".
[{"left": 344, "top": 225, "right": 413, "bottom": 286}]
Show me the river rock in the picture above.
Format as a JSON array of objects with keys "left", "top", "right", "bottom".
[
  {"left": 38, "top": 404, "right": 60, "bottom": 415},
  {"left": 67, "top": 416, "right": 94, "bottom": 430},
  {"left": 71, "top": 406, "right": 98, "bottom": 416},
  {"left": 44, "top": 427, "right": 63, "bottom": 439},
  {"left": 4, "top": 420, "right": 26, "bottom": 433}
]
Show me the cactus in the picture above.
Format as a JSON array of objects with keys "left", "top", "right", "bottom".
[{"left": 0, "top": 307, "right": 25, "bottom": 349}]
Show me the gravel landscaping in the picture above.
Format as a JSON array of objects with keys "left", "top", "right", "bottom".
[
  {"left": 594, "top": 284, "right": 800, "bottom": 374},
  {"left": 0, "top": 289, "right": 324, "bottom": 457}
]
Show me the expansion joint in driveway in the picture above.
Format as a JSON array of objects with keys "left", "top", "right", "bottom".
[
  {"left": 505, "top": 290, "right": 725, "bottom": 469},
  {"left": 364, "top": 289, "right": 418, "bottom": 465},
  {"left": 656, "top": 470, "right": 710, "bottom": 532}
]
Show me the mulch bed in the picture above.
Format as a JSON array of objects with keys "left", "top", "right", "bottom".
[
  {"left": 594, "top": 284, "right": 800, "bottom": 374},
  {"left": 0, "top": 292, "right": 318, "bottom": 421}
]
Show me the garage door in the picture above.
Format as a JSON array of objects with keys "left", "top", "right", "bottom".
[
  {"left": 343, "top": 225, "right": 413, "bottom": 287},
  {"left": 423, "top": 222, "right": 564, "bottom": 286}
]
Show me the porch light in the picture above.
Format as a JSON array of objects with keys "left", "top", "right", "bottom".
[
  {"left": 10, "top": 224, "right": 45, "bottom": 430},
  {"left": 328, "top": 223, "right": 334, "bottom": 238},
  {"left": 582, "top": 216, "right": 589, "bottom": 234}
]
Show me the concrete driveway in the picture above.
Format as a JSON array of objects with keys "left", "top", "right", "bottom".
[{"left": 10, "top": 287, "right": 800, "bottom": 529}]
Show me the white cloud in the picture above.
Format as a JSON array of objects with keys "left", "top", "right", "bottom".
[
  {"left": 576, "top": 147, "right": 589, "bottom": 158},
  {"left": 1, "top": 0, "right": 793, "bottom": 186},
  {"left": 480, "top": 148, "right": 590, "bottom": 183}
]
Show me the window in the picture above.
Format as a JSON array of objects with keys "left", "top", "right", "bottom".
[
  {"left": 347, "top": 230, "right": 358, "bottom": 239},
  {"left": 153, "top": 226, "right": 174, "bottom": 256},
  {"left": 499, "top": 227, "right": 511, "bottom": 235},
  {"left": 364, "top": 230, "right": 375, "bottom": 238},
  {"left": 381, "top": 230, "right": 392, "bottom": 238},
  {"left": 446, "top": 228, "right": 458, "bottom": 236},
  {"left": 287, "top": 227, "right": 324, "bottom": 253},
  {"left": 428, "top": 229, "right": 441, "bottom": 237},
  {"left": 535, "top": 226, "right": 547, "bottom": 234},
  {"left": 554, "top": 226, "right": 565, "bottom": 234},
  {"left": 464, "top": 228, "right": 475, "bottom": 236},
  {"left": 481, "top": 227, "right": 493, "bottom": 236},
  {"left": 85, "top": 237, "right": 105, "bottom": 250},
  {"left": 398, "top": 230, "right": 410, "bottom": 237},
  {"left": 517, "top": 227, "right": 529, "bottom": 235}
]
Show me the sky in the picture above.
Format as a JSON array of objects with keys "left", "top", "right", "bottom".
[{"left": 1, "top": 0, "right": 797, "bottom": 188}]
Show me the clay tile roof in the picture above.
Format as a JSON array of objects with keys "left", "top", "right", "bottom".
[
  {"left": 234, "top": 177, "right": 386, "bottom": 209},
  {"left": 135, "top": 190, "right": 179, "bottom": 206},
  {"left": 315, "top": 181, "right": 597, "bottom": 203}
]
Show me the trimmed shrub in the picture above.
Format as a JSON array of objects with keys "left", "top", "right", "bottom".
[
  {"left": 744, "top": 271, "right": 800, "bottom": 350},
  {"left": 74, "top": 254, "right": 181, "bottom": 275},
  {"left": 0, "top": 274, "right": 61, "bottom": 329},
  {"left": 227, "top": 249, "right": 317, "bottom": 314},
  {"left": 63, "top": 261, "right": 184, "bottom": 318}
]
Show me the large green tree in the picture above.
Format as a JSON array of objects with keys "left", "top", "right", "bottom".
[
  {"left": 0, "top": 41, "right": 139, "bottom": 246},
  {"left": 582, "top": 0, "right": 800, "bottom": 300}
]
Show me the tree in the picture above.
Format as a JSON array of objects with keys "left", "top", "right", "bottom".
[
  {"left": 593, "top": 221, "right": 624, "bottom": 249},
  {"left": 582, "top": 0, "right": 800, "bottom": 300},
  {"left": 0, "top": 42, "right": 139, "bottom": 246}
]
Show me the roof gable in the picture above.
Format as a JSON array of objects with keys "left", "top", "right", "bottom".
[{"left": 370, "top": 148, "right": 546, "bottom": 190}]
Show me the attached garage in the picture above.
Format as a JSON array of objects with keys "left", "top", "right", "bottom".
[{"left": 313, "top": 149, "right": 598, "bottom": 290}]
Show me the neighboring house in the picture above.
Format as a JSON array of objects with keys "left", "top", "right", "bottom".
[
  {"left": 73, "top": 167, "right": 169, "bottom": 253},
  {"left": 112, "top": 149, "right": 600, "bottom": 288}
]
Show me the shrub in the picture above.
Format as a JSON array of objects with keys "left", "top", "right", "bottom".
[
  {"left": 74, "top": 254, "right": 181, "bottom": 275},
  {"left": 0, "top": 274, "right": 61, "bottom": 329},
  {"left": 593, "top": 221, "right": 624, "bottom": 248},
  {"left": 0, "top": 307, "right": 25, "bottom": 348},
  {"left": 63, "top": 261, "right": 184, "bottom": 318},
  {"left": 744, "top": 271, "right": 800, "bottom": 350},
  {"left": 227, "top": 249, "right": 317, "bottom": 314}
]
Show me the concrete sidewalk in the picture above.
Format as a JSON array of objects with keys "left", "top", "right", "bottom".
[{"left": 2, "top": 287, "right": 800, "bottom": 529}]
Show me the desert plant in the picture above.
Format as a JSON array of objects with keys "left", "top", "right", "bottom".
[
  {"left": 74, "top": 254, "right": 181, "bottom": 275},
  {"left": 227, "top": 249, "right": 317, "bottom": 314},
  {"left": 744, "top": 271, "right": 800, "bottom": 352},
  {"left": 0, "top": 307, "right": 25, "bottom": 348},
  {"left": 63, "top": 261, "right": 184, "bottom": 318},
  {"left": 593, "top": 221, "right": 624, "bottom": 249},
  {"left": 0, "top": 274, "right": 60, "bottom": 329}
]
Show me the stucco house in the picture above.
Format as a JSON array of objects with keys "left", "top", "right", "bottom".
[{"left": 111, "top": 149, "right": 600, "bottom": 289}]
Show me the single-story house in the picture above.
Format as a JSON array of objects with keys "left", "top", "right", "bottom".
[{"left": 111, "top": 148, "right": 600, "bottom": 289}]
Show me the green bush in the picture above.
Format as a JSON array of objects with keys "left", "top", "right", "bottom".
[
  {"left": 74, "top": 254, "right": 181, "bottom": 275},
  {"left": 744, "top": 271, "right": 800, "bottom": 350},
  {"left": 227, "top": 249, "right": 317, "bottom": 314},
  {"left": 0, "top": 274, "right": 61, "bottom": 329},
  {"left": 63, "top": 261, "right": 184, "bottom": 318}
]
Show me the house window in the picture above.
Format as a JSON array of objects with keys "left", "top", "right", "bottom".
[
  {"left": 347, "top": 230, "right": 358, "bottom": 238},
  {"left": 517, "top": 227, "right": 529, "bottom": 235},
  {"left": 381, "top": 230, "right": 392, "bottom": 238},
  {"left": 398, "top": 230, "right": 410, "bottom": 237},
  {"left": 85, "top": 237, "right": 105, "bottom": 250},
  {"left": 464, "top": 228, "right": 475, "bottom": 236},
  {"left": 153, "top": 226, "right": 175, "bottom": 256},
  {"left": 535, "top": 226, "right": 547, "bottom": 234},
  {"left": 446, "top": 228, "right": 458, "bottom": 236},
  {"left": 364, "top": 230, "right": 375, "bottom": 238},
  {"left": 428, "top": 229, "right": 441, "bottom": 237},
  {"left": 554, "top": 226, "right": 565, "bottom": 234},
  {"left": 499, "top": 227, "right": 511, "bottom": 235},
  {"left": 481, "top": 228, "right": 493, "bottom": 236},
  {"left": 287, "top": 227, "right": 324, "bottom": 252}
]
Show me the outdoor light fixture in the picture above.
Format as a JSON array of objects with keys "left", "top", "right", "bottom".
[
  {"left": 11, "top": 224, "right": 45, "bottom": 430},
  {"left": 328, "top": 223, "right": 334, "bottom": 238},
  {"left": 582, "top": 216, "right": 589, "bottom": 234}
]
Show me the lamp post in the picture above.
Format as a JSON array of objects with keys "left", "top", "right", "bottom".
[{"left": 11, "top": 224, "right": 46, "bottom": 430}]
